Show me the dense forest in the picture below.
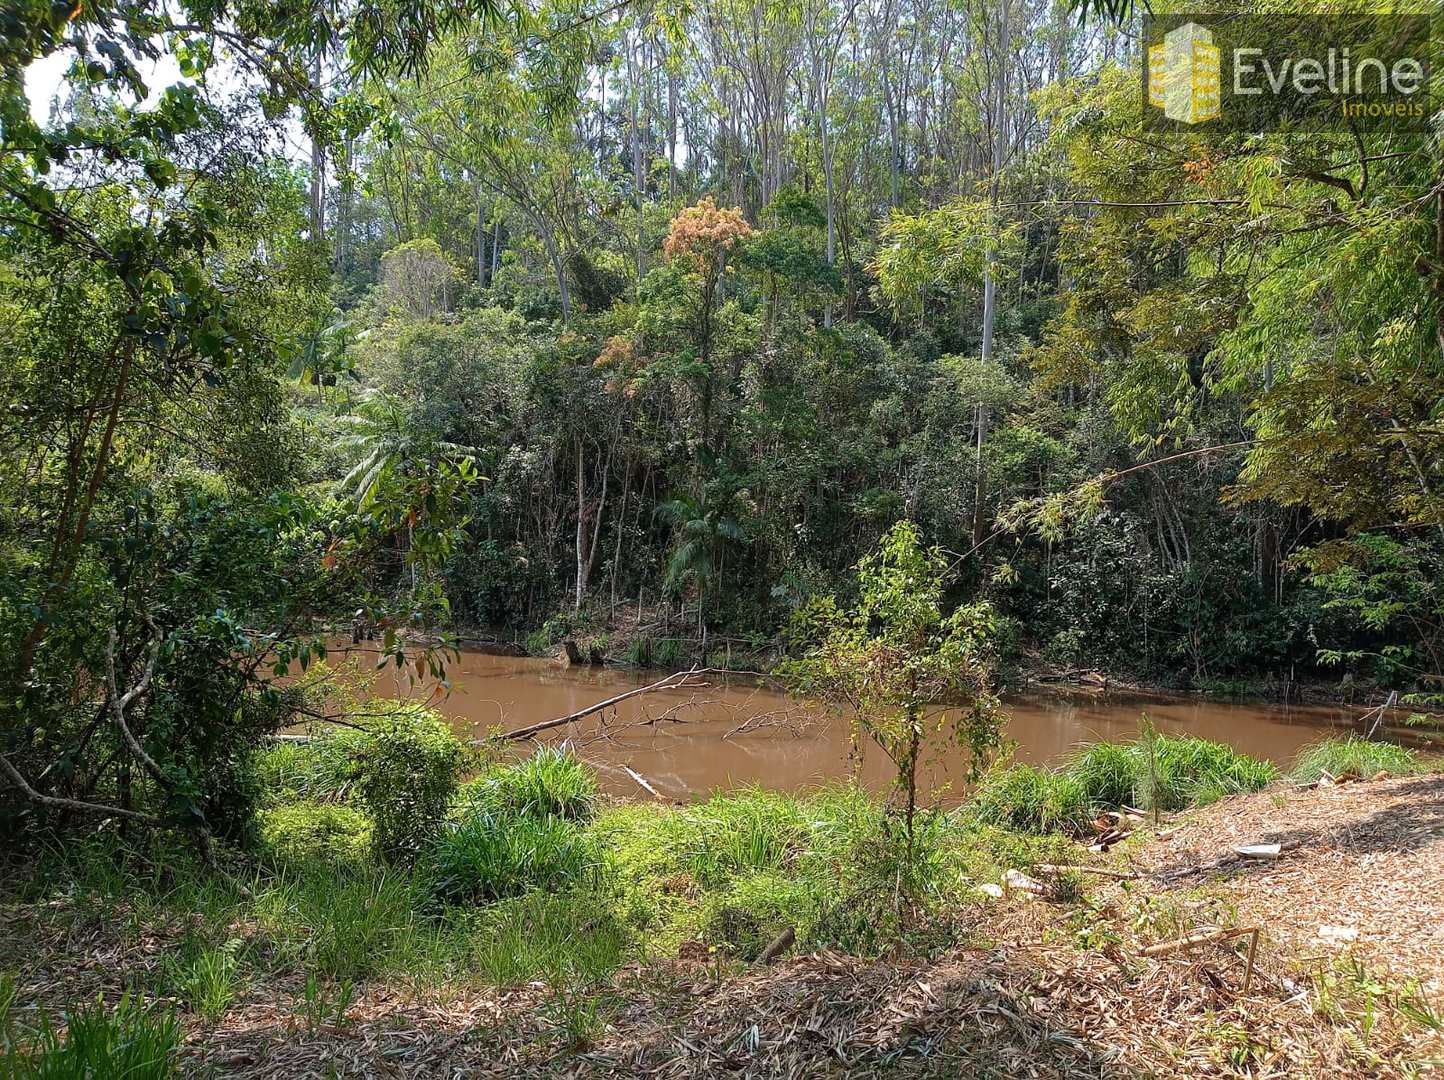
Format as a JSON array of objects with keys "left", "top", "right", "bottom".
[{"left": 6, "top": 0, "right": 1443, "bottom": 713}]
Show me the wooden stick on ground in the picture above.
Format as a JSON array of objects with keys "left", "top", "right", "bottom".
[
  {"left": 756, "top": 927, "right": 796, "bottom": 966},
  {"left": 1139, "top": 924, "right": 1258, "bottom": 958},
  {"left": 502, "top": 666, "right": 716, "bottom": 741},
  {"left": 1035, "top": 864, "right": 1139, "bottom": 880}
]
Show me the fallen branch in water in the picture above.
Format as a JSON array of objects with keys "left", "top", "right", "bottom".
[
  {"left": 623, "top": 765, "right": 663, "bottom": 799},
  {"left": 502, "top": 666, "right": 718, "bottom": 741}
]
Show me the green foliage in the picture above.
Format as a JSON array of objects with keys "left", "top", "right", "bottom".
[
  {"left": 1290, "top": 737, "right": 1423, "bottom": 783},
  {"left": 469, "top": 890, "right": 628, "bottom": 987},
  {"left": 783, "top": 521, "right": 1002, "bottom": 856},
  {"left": 461, "top": 748, "right": 597, "bottom": 822},
  {"left": 162, "top": 940, "right": 242, "bottom": 1022},
  {"left": 422, "top": 809, "right": 601, "bottom": 904},
  {"left": 973, "top": 733, "right": 1278, "bottom": 835},
  {"left": 351, "top": 707, "right": 466, "bottom": 864},
  {"left": 259, "top": 803, "right": 373, "bottom": 869},
  {"left": 872, "top": 199, "right": 1021, "bottom": 325},
  {"left": 253, "top": 741, "right": 359, "bottom": 808},
  {"left": 289, "top": 871, "right": 418, "bottom": 982},
  {"left": 0, "top": 994, "right": 180, "bottom": 1080},
  {"left": 971, "top": 762, "right": 1092, "bottom": 834}
]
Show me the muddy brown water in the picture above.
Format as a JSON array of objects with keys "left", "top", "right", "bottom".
[{"left": 327, "top": 645, "right": 1379, "bottom": 803}]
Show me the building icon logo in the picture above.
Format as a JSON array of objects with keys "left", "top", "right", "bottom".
[{"left": 1148, "top": 22, "right": 1221, "bottom": 124}]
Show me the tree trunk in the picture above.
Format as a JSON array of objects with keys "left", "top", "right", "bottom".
[
  {"left": 980, "top": 0, "right": 1009, "bottom": 364},
  {"left": 574, "top": 435, "right": 588, "bottom": 611}
]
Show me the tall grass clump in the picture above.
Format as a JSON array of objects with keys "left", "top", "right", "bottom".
[
  {"left": 422, "top": 809, "right": 601, "bottom": 904},
  {"left": 260, "top": 869, "right": 418, "bottom": 981},
  {"left": 970, "top": 762, "right": 1092, "bottom": 834},
  {"left": 252, "top": 738, "right": 358, "bottom": 806},
  {"left": 1146, "top": 733, "right": 1276, "bottom": 809},
  {"left": 463, "top": 748, "right": 596, "bottom": 821},
  {"left": 672, "top": 789, "right": 809, "bottom": 886},
  {"left": 973, "top": 730, "right": 1277, "bottom": 835},
  {"left": 0, "top": 993, "right": 180, "bottom": 1079},
  {"left": 1290, "top": 736, "right": 1421, "bottom": 782}
]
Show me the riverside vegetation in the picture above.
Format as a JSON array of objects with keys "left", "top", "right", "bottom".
[{"left": 1, "top": 716, "right": 1438, "bottom": 1076}]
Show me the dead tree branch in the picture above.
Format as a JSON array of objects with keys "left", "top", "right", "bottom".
[{"left": 502, "top": 666, "right": 718, "bottom": 741}]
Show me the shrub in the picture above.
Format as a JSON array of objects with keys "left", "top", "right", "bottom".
[
  {"left": 259, "top": 803, "right": 372, "bottom": 868},
  {"left": 0, "top": 993, "right": 180, "bottom": 1079},
  {"left": 462, "top": 749, "right": 596, "bottom": 821},
  {"left": 352, "top": 706, "right": 466, "bottom": 864},
  {"left": 1290, "top": 736, "right": 1421, "bottom": 783},
  {"left": 422, "top": 809, "right": 601, "bottom": 904}
]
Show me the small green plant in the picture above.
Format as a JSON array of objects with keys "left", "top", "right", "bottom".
[
  {"left": 298, "top": 973, "right": 356, "bottom": 1035},
  {"left": 1290, "top": 736, "right": 1421, "bottom": 782},
  {"left": 422, "top": 809, "right": 601, "bottom": 904},
  {"left": 0, "top": 994, "right": 180, "bottom": 1079},
  {"left": 164, "top": 939, "right": 241, "bottom": 1022},
  {"left": 1137, "top": 714, "right": 1162, "bottom": 825},
  {"left": 625, "top": 636, "right": 654, "bottom": 666},
  {"left": 352, "top": 706, "right": 466, "bottom": 863},
  {"left": 462, "top": 748, "right": 597, "bottom": 821},
  {"left": 782, "top": 521, "right": 1002, "bottom": 864}
]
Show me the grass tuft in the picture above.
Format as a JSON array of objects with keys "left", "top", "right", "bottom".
[
  {"left": 461, "top": 748, "right": 597, "bottom": 822},
  {"left": 1290, "top": 736, "right": 1421, "bottom": 783},
  {"left": 422, "top": 809, "right": 601, "bottom": 904},
  {"left": 0, "top": 993, "right": 180, "bottom": 1079},
  {"left": 970, "top": 762, "right": 1092, "bottom": 834}
]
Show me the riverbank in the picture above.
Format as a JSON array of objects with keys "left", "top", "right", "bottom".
[
  {"left": 1, "top": 728, "right": 1439, "bottom": 1077},
  {"left": 436, "top": 612, "right": 1435, "bottom": 720}
]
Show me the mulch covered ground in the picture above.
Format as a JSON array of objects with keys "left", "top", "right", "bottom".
[{"left": 1128, "top": 773, "right": 1444, "bottom": 996}]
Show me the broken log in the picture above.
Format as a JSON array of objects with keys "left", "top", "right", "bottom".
[{"left": 755, "top": 927, "right": 796, "bottom": 966}]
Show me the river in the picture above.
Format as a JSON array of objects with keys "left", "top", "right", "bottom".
[{"left": 332, "top": 645, "right": 1379, "bottom": 803}]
